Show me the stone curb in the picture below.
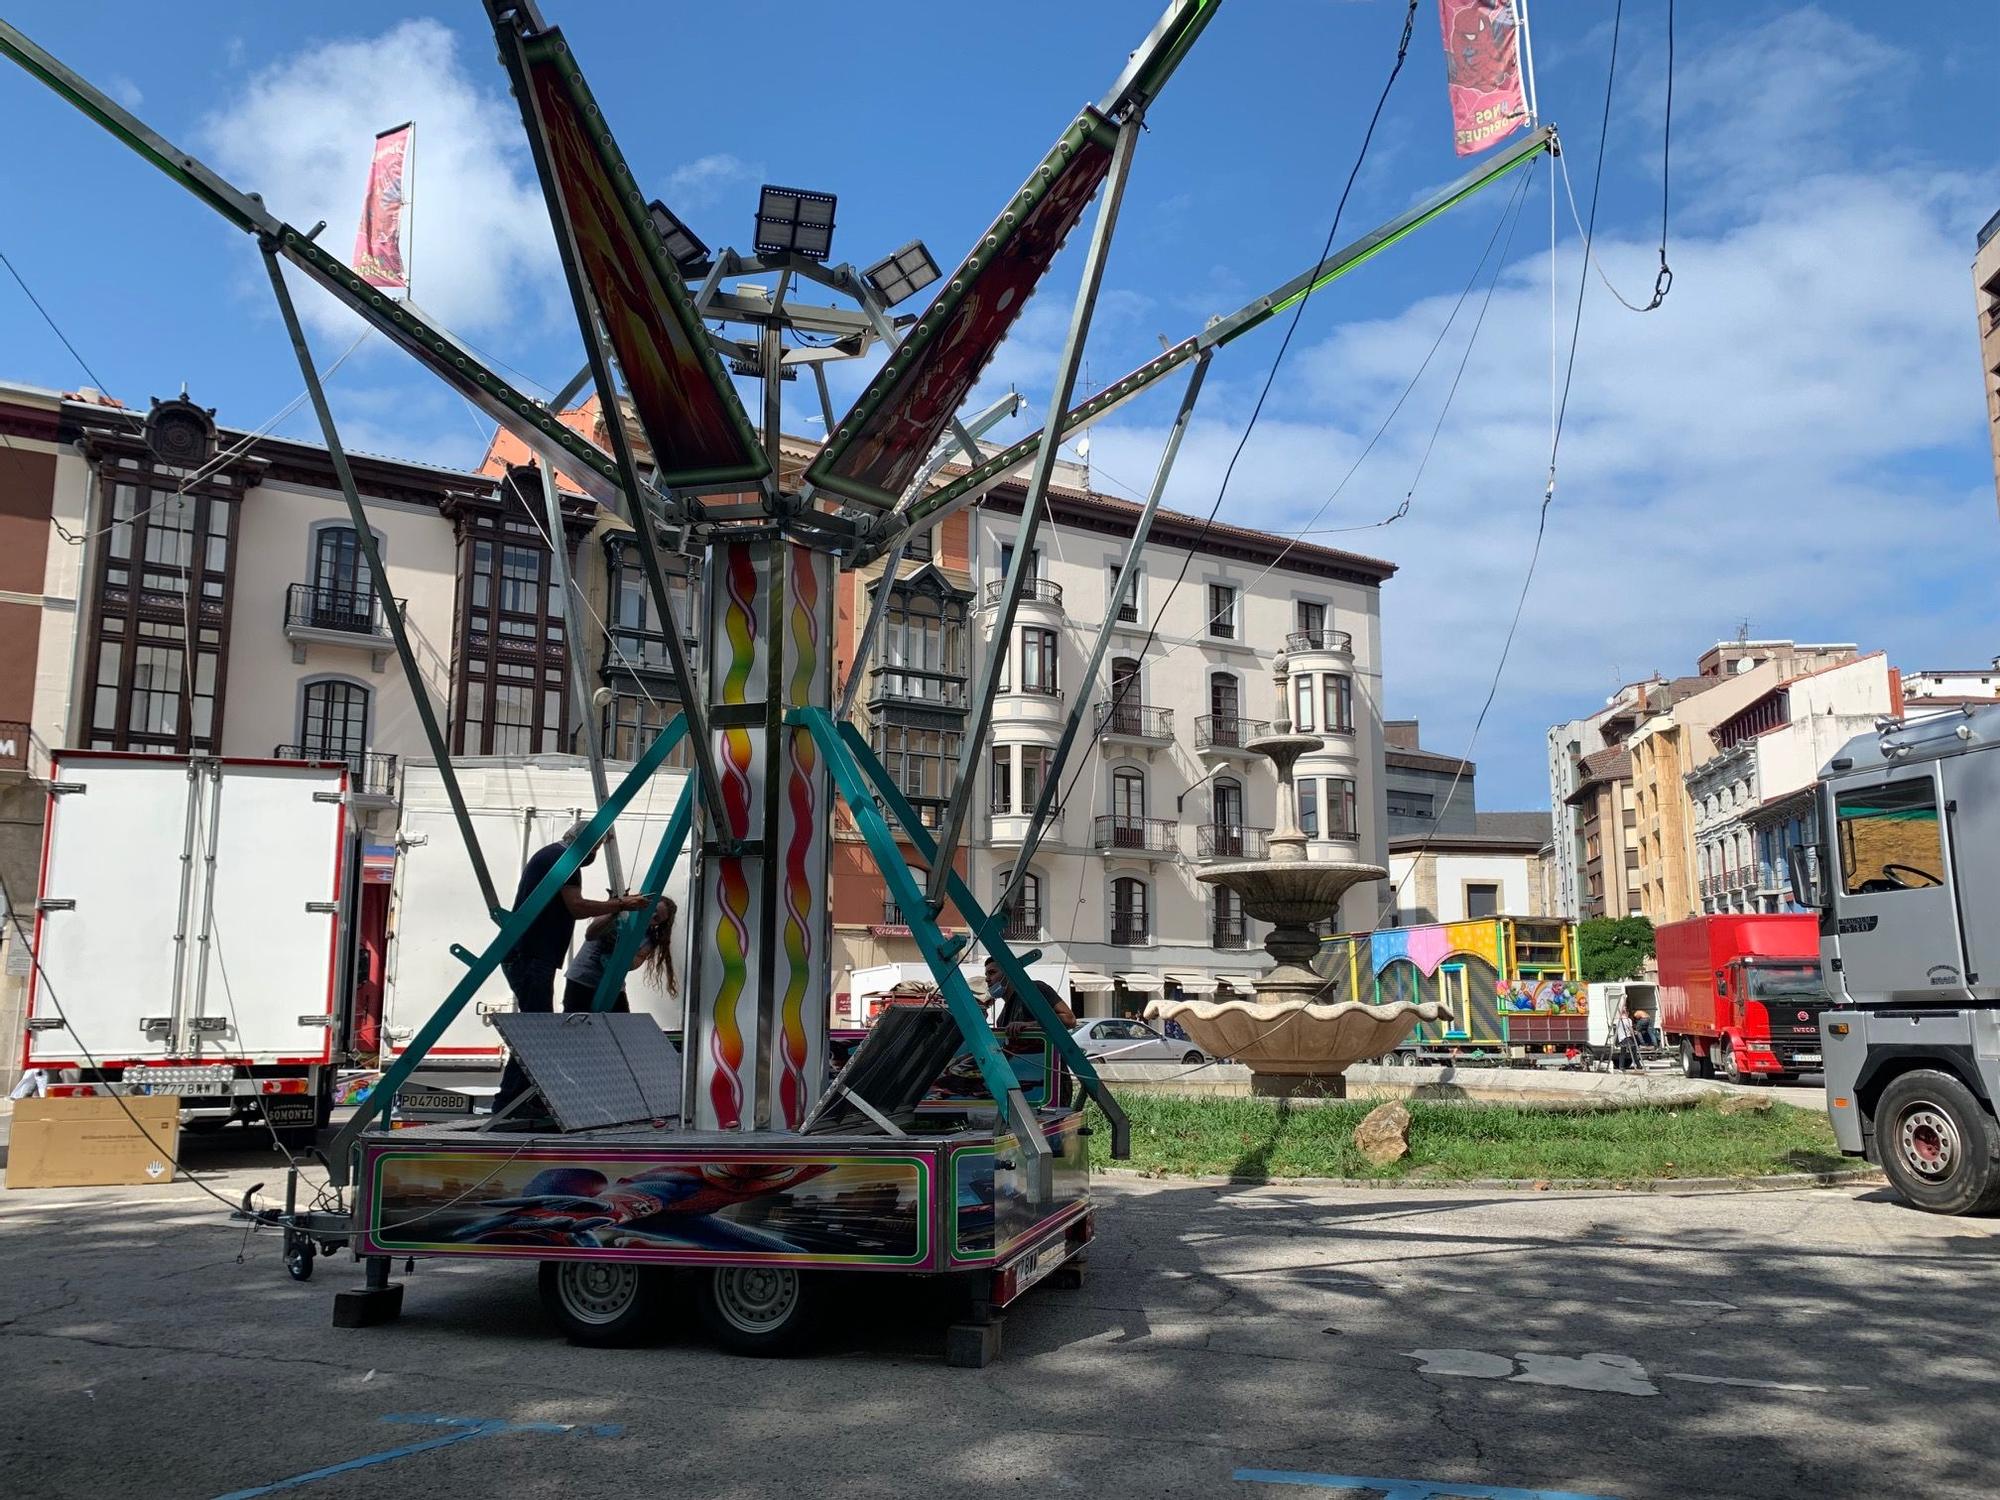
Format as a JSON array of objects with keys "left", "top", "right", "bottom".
[{"left": 1097, "top": 1165, "right": 1885, "bottom": 1193}]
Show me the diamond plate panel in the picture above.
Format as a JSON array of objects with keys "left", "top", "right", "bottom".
[{"left": 493, "top": 1013, "right": 683, "bottom": 1131}]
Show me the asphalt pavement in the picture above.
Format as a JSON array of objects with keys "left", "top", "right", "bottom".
[{"left": 4, "top": 1130, "right": 1997, "bottom": 1500}]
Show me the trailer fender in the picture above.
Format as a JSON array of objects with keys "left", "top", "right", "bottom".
[{"left": 1853, "top": 1046, "right": 1998, "bottom": 1151}]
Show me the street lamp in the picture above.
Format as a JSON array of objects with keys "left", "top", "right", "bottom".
[
  {"left": 755, "top": 184, "right": 837, "bottom": 261},
  {"left": 647, "top": 199, "right": 711, "bottom": 275},
  {"left": 862, "top": 239, "right": 941, "bottom": 308}
]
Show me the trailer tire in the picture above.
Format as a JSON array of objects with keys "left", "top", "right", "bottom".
[
  {"left": 538, "top": 1260, "right": 666, "bottom": 1347},
  {"left": 1875, "top": 1070, "right": 2000, "bottom": 1216},
  {"left": 1679, "top": 1038, "right": 1711, "bottom": 1080},
  {"left": 694, "top": 1265, "right": 816, "bottom": 1357}
]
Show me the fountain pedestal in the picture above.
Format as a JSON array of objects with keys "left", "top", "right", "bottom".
[{"left": 1145, "top": 653, "right": 1449, "bottom": 1090}]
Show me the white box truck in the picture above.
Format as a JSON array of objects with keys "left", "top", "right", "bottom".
[
  {"left": 381, "top": 756, "right": 690, "bottom": 1086},
  {"left": 21, "top": 752, "right": 349, "bottom": 1140}
]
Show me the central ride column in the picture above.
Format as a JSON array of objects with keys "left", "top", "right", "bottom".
[{"left": 688, "top": 530, "right": 834, "bottom": 1131}]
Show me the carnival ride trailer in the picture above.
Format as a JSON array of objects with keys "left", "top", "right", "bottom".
[
  {"left": 22, "top": 752, "right": 348, "bottom": 1136},
  {"left": 355, "top": 1107, "right": 1092, "bottom": 1353},
  {"left": 1319, "top": 916, "right": 1582, "bottom": 1058}
]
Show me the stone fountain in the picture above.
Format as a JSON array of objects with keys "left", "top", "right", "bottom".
[{"left": 1147, "top": 653, "right": 1449, "bottom": 1097}]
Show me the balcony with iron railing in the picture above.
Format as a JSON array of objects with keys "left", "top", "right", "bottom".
[
  {"left": 869, "top": 665, "right": 969, "bottom": 710},
  {"left": 1109, "top": 917, "right": 1150, "bottom": 947},
  {"left": 1284, "top": 627, "right": 1353, "bottom": 655},
  {"left": 1094, "top": 700, "right": 1173, "bottom": 745},
  {"left": 1093, "top": 815, "right": 1176, "bottom": 858},
  {"left": 1194, "top": 714, "right": 1270, "bottom": 758},
  {"left": 1197, "top": 825, "right": 1270, "bottom": 861},
  {"left": 273, "top": 744, "right": 398, "bottom": 804},
  {"left": 998, "top": 904, "right": 1042, "bottom": 942},
  {"left": 284, "top": 582, "right": 403, "bottom": 649},
  {"left": 1212, "top": 914, "right": 1249, "bottom": 950},
  {"left": 981, "top": 577, "right": 1064, "bottom": 611}
]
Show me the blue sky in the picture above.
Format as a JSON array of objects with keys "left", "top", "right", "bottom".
[{"left": 3, "top": 2, "right": 1997, "bottom": 808}]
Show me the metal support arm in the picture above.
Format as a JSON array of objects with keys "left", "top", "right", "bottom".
[
  {"left": 926, "top": 115, "right": 1143, "bottom": 901},
  {"left": 994, "top": 351, "right": 1212, "bottom": 918},
  {"left": 325, "top": 714, "right": 690, "bottom": 1183},
  {"left": 835, "top": 720, "right": 1131, "bottom": 1159},
  {"left": 262, "top": 248, "right": 501, "bottom": 918}
]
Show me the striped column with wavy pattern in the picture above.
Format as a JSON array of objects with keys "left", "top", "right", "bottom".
[
  {"left": 775, "top": 545, "right": 821, "bottom": 1126},
  {"left": 706, "top": 541, "right": 759, "bottom": 1129}
]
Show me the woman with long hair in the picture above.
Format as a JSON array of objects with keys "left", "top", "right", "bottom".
[{"left": 561, "top": 897, "right": 677, "bottom": 1013}]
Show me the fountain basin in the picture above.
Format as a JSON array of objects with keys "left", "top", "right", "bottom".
[{"left": 1145, "top": 996, "right": 1453, "bottom": 1096}]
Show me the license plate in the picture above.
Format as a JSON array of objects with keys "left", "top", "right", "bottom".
[
  {"left": 1013, "top": 1239, "right": 1070, "bottom": 1297},
  {"left": 1793, "top": 1053, "right": 1821, "bottom": 1066},
  {"left": 259, "top": 1096, "right": 318, "bottom": 1128},
  {"left": 397, "top": 1089, "right": 473, "bottom": 1115},
  {"left": 138, "top": 1080, "right": 231, "bottom": 1097}
]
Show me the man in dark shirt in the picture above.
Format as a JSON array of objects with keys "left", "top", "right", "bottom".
[
  {"left": 494, "top": 820, "right": 649, "bottom": 1113},
  {"left": 983, "top": 956, "right": 1076, "bottom": 1031}
]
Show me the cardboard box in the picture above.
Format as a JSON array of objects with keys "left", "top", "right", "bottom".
[{"left": 5, "top": 1096, "right": 180, "bottom": 1189}]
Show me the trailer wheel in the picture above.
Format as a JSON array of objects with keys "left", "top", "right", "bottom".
[
  {"left": 1875, "top": 1070, "right": 2000, "bottom": 1216},
  {"left": 537, "top": 1260, "right": 666, "bottom": 1347},
  {"left": 1679, "top": 1038, "right": 1712, "bottom": 1080},
  {"left": 694, "top": 1265, "right": 816, "bottom": 1357},
  {"left": 285, "top": 1239, "right": 314, "bottom": 1282}
]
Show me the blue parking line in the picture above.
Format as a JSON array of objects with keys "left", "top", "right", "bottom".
[
  {"left": 1234, "top": 1468, "right": 1618, "bottom": 1500},
  {"left": 213, "top": 1414, "right": 619, "bottom": 1499}
]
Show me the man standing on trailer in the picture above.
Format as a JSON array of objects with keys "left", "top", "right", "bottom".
[{"left": 495, "top": 820, "right": 650, "bottom": 1112}]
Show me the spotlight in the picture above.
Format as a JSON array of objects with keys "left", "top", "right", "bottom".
[
  {"left": 647, "top": 199, "right": 711, "bottom": 275},
  {"left": 755, "top": 184, "right": 837, "bottom": 262},
  {"left": 862, "top": 239, "right": 941, "bottom": 308}
]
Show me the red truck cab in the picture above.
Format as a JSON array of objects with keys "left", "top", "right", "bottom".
[{"left": 1656, "top": 914, "right": 1827, "bottom": 1083}]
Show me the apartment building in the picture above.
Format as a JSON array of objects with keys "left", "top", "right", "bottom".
[
  {"left": 1687, "top": 654, "right": 1901, "bottom": 914},
  {"left": 1976, "top": 207, "right": 2000, "bottom": 514},
  {"left": 0, "top": 380, "right": 631, "bottom": 1078},
  {"left": 1563, "top": 747, "right": 1639, "bottom": 919},
  {"left": 839, "top": 464, "right": 1396, "bottom": 1021}
]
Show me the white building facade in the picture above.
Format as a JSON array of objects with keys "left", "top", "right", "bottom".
[
  {"left": 966, "top": 480, "right": 1394, "bottom": 1017},
  {"left": 1686, "top": 653, "right": 1899, "bottom": 915}
]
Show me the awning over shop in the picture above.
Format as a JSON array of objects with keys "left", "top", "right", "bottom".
[
  {"left": 1163, "top": 971, "right": 1214, "bottom": 990},
  {"left": 1066, "top": 971, "right": 1116, "bottom": 992},
  {"left": 1212, "top": 974, "right": 1259, "bottom": 994},
  {"left": 1116, "top": 972, "right": 1164, "bottom": 991}
]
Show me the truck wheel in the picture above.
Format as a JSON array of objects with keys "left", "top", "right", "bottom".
[
  {"left": 1716, "top": 1037, "right": 1745, "bottom": 1086},
  {"left": 694, "top": 1265, "right": 816, "bottom": 1357},
  {"left": 1875, "top": 1070, "right": 2000, "bottom": 1216},
  {"left": 537, "top": 1260, "right": 666, "bottom": 1347},
  {"left": 1679, "top": 1038, "right": 1712, "bottom": 1080}
]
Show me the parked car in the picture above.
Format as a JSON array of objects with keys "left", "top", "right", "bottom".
[{"left": 1071, "top": 1017, "right": 1206, "bottom": 1065}]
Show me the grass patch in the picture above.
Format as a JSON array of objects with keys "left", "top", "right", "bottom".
[{"left": 1085, "top": 1094, "right": 1848, "bottom": 1183}]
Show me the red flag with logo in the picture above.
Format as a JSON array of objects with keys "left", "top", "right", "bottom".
[
  {"left": 1438, "top": 0, "right": 1530, "bottom": 156},
  {"left": 353, "top": 123, "right": 411, "bottom": 290}
]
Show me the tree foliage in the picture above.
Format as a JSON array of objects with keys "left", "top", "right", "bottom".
[{"left": 1576, "top": 916, "right": 1655, "bottom": 983}]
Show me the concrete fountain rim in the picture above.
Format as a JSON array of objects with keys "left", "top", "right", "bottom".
[{"left": 1148, "top": 997, "right": 1453, "bottom": 1026}]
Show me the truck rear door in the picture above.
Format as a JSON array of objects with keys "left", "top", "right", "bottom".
[
  {"left": 27, "top": 754, "right": 193, "bottom": 1067},
  {"left": 187, "top": 760, "right": 347, "bottom": 1064},
  {"left": 1827, "top": 764, "right": 1968, "bottom": 1002}
]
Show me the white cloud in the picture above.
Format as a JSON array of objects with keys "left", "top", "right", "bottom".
[
  {"left": 199, "top": 20, "right": 561, "bottom": 341},
  {"left": 106, "top": 75, "right": 143, "bottom": 110},
  {"left": 664, "top": 152, "right": 762, "bottom": 211},
  {"left": 1086, "top": 154, "right": 2000, "bottom": 806}
]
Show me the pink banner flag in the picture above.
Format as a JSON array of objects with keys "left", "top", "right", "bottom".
[
  {"left": 352, "top": 123, "right": 411, "bottom": 289},
  {"left": 1438, "top": 0, "right": 1529, "bottom": 157}
]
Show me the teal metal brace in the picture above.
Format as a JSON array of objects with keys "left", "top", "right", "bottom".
[
  {"left": 790, "top": 709, "right": 1053, "bottom": 1191},
  {"left": 830, "top": 718, "right": 1132, "bottom": 1159},
  {"left": 324, "top": 715, "right": 689, "bottom": 1184},
  {"left": 589, "top": 775, "right": 695, "bottom": 1011}
]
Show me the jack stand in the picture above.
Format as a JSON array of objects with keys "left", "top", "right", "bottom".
[
  {"left": 332, "top": 1255, "right": 404, "bottom": 1328},
  {"left": 946, "top": 1292, "right": 1005, "bottom": 1369}
]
